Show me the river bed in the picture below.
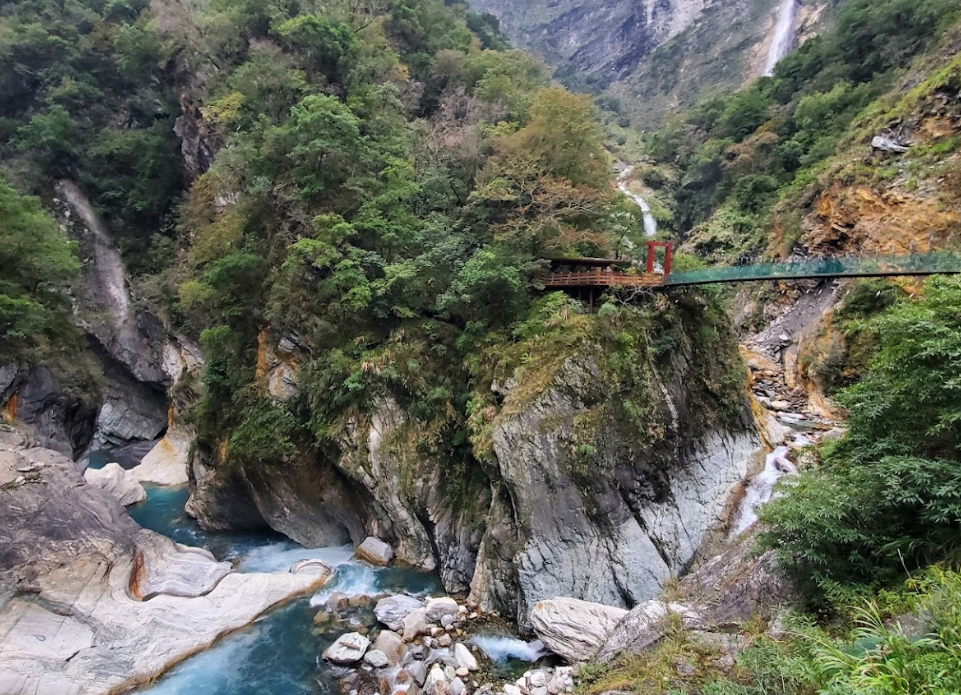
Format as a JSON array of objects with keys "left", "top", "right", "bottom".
[{"left": 119, "top": 480, "right": 542, "bottom": 694}]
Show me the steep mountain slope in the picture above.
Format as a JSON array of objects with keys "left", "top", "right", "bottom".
[{"left": 470, "top": 0, "right": 836, "bottom": 127}]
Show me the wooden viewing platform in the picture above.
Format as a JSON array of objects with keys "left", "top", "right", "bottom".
[
  {"left": 537, "top": 241, "right": 673, "bottom": 291},
  {"left": 538, "top": 268, "right": 664, "bottom": 288}
]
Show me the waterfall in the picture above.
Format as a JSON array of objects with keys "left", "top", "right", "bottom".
[
  {"left": 617, "top": 167, "right": 658, "bottom": 237},
  {"left": 763, "top": 0, "right": 799, "bottom": 76},
  {"left": 729, "top": 446, "right": 797, "bottom": 537}
]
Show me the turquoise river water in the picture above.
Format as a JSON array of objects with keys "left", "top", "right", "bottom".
[{"left": 113, "top": 479, "right": 546, "bottom": 694}]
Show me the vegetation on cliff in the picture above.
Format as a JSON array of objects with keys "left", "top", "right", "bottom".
[
  {"left": 0, "top": 176, "right": 82, "bottom": 367},
  {"left": 0, "top": 0, "right": 741, "bottom": 503},
  {"left": 642, "top": 0, "right": 961, "bottom": 258},
  {"left": 556, "top": 0, "right": 961, "bottom": 691}
]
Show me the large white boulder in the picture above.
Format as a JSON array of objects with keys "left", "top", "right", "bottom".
[
  {"left": 83, "top": 463, "right": 146, "bottom": 506},
  {"left": 356, "top": 536, "right": 394, "bottom": 566},
  {"left": 530, "top": 597, "right": 628, "bottom": 662},
  {"left": 323, "top": 632, "right": 371, "bottom": 665},
  {"left": 453, "top": 642, "right": 479, "bottom": 672},
  {"left": 425, "top": 596, "right": 459, "bottom": 623},
  {"left": 375, "top": 594, "right": 424, "bottom": 631}
]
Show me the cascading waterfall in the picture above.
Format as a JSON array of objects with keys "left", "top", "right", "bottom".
[
  {"left": 728, "top": 446, "right": 797, "bottom": 537},
  {"left": 617, "top": 167, "right": 658, "bottom": 237},
  {"left": 763, "top": 0, "right": 800, "bottom": 76}
]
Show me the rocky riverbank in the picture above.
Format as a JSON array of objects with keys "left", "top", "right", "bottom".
[
  {"left": 0, "top": 426, "right": 329, "bottom": 695},
  {"left": 309, "top": 521, "right": 795, "bottom": 695}
]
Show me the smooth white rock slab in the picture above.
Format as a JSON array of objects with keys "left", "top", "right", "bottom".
[{"left": 83, "top": 463, "right": 147, "bottom": 506}]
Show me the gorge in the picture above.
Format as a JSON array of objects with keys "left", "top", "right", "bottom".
[{"left": 4, "top": 0, "right": 961, "bottom": 692}]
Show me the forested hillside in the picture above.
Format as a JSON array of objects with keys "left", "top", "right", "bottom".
[
  {"left": 573, "top": 0, "right": 961, "bottom": 691},
  {"left": 638, "top": 0, "right": 961, "bottom": 256},
  {"left": 0, "top": 0, "right": 740, "bottom": 514}
]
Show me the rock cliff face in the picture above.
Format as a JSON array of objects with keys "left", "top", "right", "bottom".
[
  {"left": 470, "top": 0, "right": 832, "bottom": 127},
  {"left": 469, "top": 0, "right": 709, "bottom": 82},
  {"left": 190, "top": 315, "right": 762, "bottom": 631},
  {"left": 0, "top": 181, "right": 204, "bottom": 465},
  {"left": 467, "top": 352, "right": 761, "bottom": 630}
]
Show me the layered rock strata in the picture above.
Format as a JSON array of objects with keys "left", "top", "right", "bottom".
[{"left": 190, "top": 325, "right": 763, "bottom": 632}]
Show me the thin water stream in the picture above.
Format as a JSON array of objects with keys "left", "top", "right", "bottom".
[{"left": 617, "top": 168, "right": 658, "bottom": 238}]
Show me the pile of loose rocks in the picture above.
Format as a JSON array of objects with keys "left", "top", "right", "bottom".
[{"left": 320, "top": 594, "right": 571, "bottom": 695}]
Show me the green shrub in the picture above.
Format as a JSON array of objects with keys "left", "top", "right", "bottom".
[{"left": 761, "top": 277, "right": 961, "bottom": 600}]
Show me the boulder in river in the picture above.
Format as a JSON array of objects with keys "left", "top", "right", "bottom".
[
  {"left": 426, "top": 596, "right": 460, "bottom": 622},
  {"left": 83, "top": 462, "right": 147, "bottom": 506},
  {"left": 372, "top": 629, "right": 405, "bottom": 665},
  {"left": 403, "top": 607, "right": 430, "bottom": 642},
  {"left": 364, "top": 649, "right": 389, "bottom": 668},
  {"left": 356, "top": 536, "right": 394, "bottom": 566},
  {"left": 290, "top": 558, "right": 333, "bottom": 579},
  {"left": 530, "top": 597, "right": 628, "bottom": 662},
  {"left": 323, "top": 632, "right": 371, "bottom": 665},
  {"left": 453, "top": 642, "right": 479, "bottom": 671},
  {"left": 375, "top": 594, "right": 424, "bottom": 631}
]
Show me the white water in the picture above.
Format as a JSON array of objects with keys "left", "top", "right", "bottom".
[
  {"left": 729, "top": 445, "right": 797, "bottom": 537},
  {"left": 470, "top": 636, "right": 548, "bottom": 663},
  {"left": 617, "top": 167, "right": 658, "bottom": 237},
  {"left": 764, "top": 0, "right": 799, "bottom": 76},
  {"left": 240, "top": 542, "right": 355, "bottom": 574}
]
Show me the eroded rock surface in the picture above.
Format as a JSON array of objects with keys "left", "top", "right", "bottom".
[
  {"left": 83, "top": 462, "right": 147, "bottom": 506},
  {"left": 356, "top": 536, "right": 394, "bottom": 566},
  {"left": 596, "top": 601, "right": 703, "bottom": 662},
  {"left": 375, "top": 595, "right": 424, "bottom": 631},
  {"left": 530, "top": 597, "right": 627, "bottom": 662},
  {"left": 0, "top": 427, "right": 326, "bottom": 695}
]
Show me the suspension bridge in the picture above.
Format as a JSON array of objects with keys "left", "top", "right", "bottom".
[{"left": 539, "top": 241, "right": 961, "bottom": 296}]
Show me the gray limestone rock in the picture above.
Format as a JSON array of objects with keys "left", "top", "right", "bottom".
[
  {"left": 425, "top": 597, "right": 460, "bottom": 623},
  {"left": 372, "top": 629, "right": 405, "bottom": 665},
  {"left": 671, "top": 530, "right": 796, "bottom": 628},
  {"left": 364, "top": 649, "right": 390, "bottom": 668},
  {"left": 403, "top": 608, "right": 430, "bottom": 642},
  {"left": 357, "top": 536, "right": 394, "bottom": 566},
  {"left": 375, "top": 595, "right": 424, "bottom": 631},
  {"left": 409, "top": 661, "right": 428, "bottom": 686},
  {"left": 453, "top": 643, "right": 479, "bottom": 672},
  {"left": 530, "top": 597, "right": 628, "bottom": 662},
  {"left": 323, "top": 632, "right": 371, "bottom": 665},
  {"left": 83, "top": 462, "right": 146, "bottom": 506},
  {"left": 596, "top": 601, "right": 703, "bottom": 662},
  {"left": 469, "top": 353, "right": 761, "bottom": 629}
]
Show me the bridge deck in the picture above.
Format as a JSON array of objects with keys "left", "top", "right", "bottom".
[
  {"left": 666, "top": 268, "right": 961, "bottom": 286},
  {"left": 538, "top": 252, "right": 961, "bottom": 291}
]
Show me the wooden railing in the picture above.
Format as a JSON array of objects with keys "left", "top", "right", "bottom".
[{"left": 537, "top": 270, "right": 665, "bottom": 288}]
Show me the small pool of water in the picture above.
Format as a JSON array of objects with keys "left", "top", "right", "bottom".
[{"left": 127, "top": 484, "right": 331, "bottom": 570}]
